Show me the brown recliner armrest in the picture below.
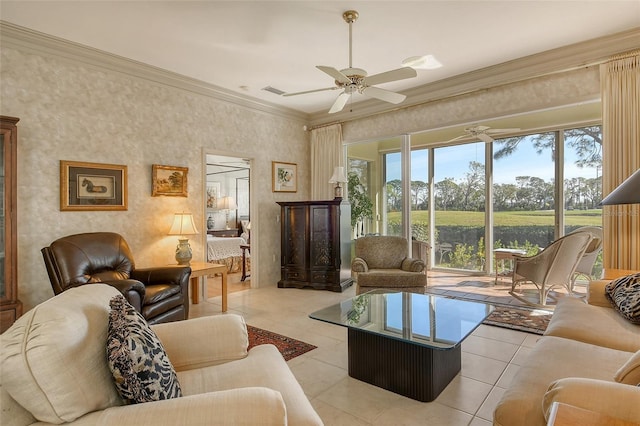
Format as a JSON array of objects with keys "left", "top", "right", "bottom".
[
  {"left": 131, "top": 266, "right": 191, "bottom": 287},
  {"left": 103, "top": 279, "right": 146, "bottom": 312},
  {"left": 131, "top": 266, "right": 191, "bottom": 319}
]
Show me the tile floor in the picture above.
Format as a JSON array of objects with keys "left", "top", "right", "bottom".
[{"left": 189, "top": 271, "right": 567, "bottom": 425}]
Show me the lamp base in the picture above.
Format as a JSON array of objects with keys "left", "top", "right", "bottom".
[
  {"left": 175, "top": 238, "right": 192, "bottom": 265},
  {"left": 334, "top": 184, "right": 343, "bottom": 199}
]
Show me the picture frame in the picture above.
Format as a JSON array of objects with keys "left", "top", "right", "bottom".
[
  {"left": 152, "top": 164, "right": 188, "bottom": 197},
  {"left": 60, "top": 160, "right": 127, "bottom": 211},
  {"left": 206, "top": 182, "right": 221, "bottom": 209},
  {"left": 272, "top": 161, "right": 297, "bottom": 192}
]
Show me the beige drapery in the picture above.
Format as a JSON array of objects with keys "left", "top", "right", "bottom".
[
  {"left": 310, "top": 124, "right": 343, "bottom": 200},
  {"left": 600, "top": 50, "right": 640, "bottom": 270}
]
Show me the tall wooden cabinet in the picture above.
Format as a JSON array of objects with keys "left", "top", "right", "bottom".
[
  {"left": 277, "top": 199, "right": 353, "bottom": 292},
  {"left": 0, "top": 116, "right": 21, "bottom": 333}
]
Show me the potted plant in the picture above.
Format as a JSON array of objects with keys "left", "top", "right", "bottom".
[{"left": 347, "top": 172, "right": 373, "bottom": 238}]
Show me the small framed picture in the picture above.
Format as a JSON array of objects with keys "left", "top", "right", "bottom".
[
  {"left": 152, "top": 164, "right": 188, "bottom": 197},
  {"left": 206, "top": 182, "right": 221, "bottom": 209},
  {"left": 272, "top": 161, "right": 297, "bottom": 192},
  {"left": 60, "top": 160, "right": 127, "bottom": 211}
]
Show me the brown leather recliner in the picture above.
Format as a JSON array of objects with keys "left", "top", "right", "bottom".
[{"left": 41, "top": 232, "right": 191, "bottom": 324}]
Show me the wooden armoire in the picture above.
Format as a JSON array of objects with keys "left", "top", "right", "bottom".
[{"left": 277, "top": 199, "right": 353, "bottom": 292}]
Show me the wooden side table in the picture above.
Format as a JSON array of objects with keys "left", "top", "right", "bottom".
[
  {"left": 494, "top": 248, "right": 527, "bottom": 284},
  {"left": 601, "top": 268, "right": 638, "bottom": 280},
  {"left": 184, "top": 261, "right": 228, "bottom": 312}
]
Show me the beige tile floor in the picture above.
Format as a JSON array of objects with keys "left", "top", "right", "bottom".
[{"left": 189, "top": 270, "right": 567, "bottom": 425}]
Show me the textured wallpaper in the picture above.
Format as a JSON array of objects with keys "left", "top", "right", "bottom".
[
  {"left": 1, "top": 46, "right": 309, "bottom": 311},
  {"left": 0, "top": 35, "right": 600, "bottom": 312}
]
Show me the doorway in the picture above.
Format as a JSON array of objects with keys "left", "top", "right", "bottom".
[{"left": 204, "top": 153, "right": 254, "bottom": 290}]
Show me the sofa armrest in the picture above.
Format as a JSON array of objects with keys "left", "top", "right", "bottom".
[
  {"left": 93, "top": 388, "right": 287, "bottom": 425},
  {"left": 151, "top": 314, "right": 248, "bottom": 371},
  {"left": 351, "top": 257, "right": 369, "bottom": 273},
  {"left": 543, "top": 377, "right": 640, "bottom": 424},
  {"left": 587, "top": 280, "right": 613, "bottom": 308},
  {"left": 401, "top": 257, "right": 425, "bottom": 272}
]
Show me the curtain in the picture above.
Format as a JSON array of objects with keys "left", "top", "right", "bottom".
[
  {"left": 600, "top": 50, "right": 640, "bottom": 270},
  {"left": 310, "top": 124, "right": 343, "bottom": 200}
]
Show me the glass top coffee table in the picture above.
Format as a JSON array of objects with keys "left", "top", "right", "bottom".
[{"left": 310, "top": 291, "right": 495, "bottom": 402}]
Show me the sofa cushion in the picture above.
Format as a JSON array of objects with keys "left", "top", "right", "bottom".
[
  {"left": 107, "top": 295, "right": 182, "bottom": 404},
  {"left": 614, "top": 350, "right": 640, "bottom": 385},
  {"left": 0, "top": 285, "right": 123, "bottom": 424},
  {"left": 605, "top": 273, "right": 640, "bottom": 324},
  {"left": 544, "top": 296, "right": 640, "bottom": 352}
]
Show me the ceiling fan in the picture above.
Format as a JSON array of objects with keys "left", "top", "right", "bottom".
[
  {"left": 448, "top": 125, "right": 521, "bottom": 143},
  {"left": 283, "top": 10, "right": 417, "bottom": 114}
]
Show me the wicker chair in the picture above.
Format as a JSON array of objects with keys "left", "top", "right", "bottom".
[{"left": 510, "top": 232, "right": 593, "bottom": 306}]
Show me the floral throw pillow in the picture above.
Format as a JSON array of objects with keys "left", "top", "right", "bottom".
[
  {"left": 605, "top": 273, "right": 640, "bottom": 324},
  {"left": 107, "top": 295, "right": 182, "bottom": 404}
]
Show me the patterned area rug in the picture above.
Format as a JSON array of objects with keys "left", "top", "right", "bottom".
[
  {"left": 247, "top": 325, "right": 317, "bottom": 361},
  {"left": 483, "top": 306, "right": 553, "bottom": 335}
]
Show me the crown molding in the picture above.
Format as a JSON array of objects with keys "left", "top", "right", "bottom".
[
  {"left": 308, "top": 27, "right": 640, "bottom": 127},
  {"left": 0, "top": 21, "right": 309, "bottom": 123}
]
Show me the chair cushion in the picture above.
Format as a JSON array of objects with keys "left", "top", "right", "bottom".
[
  {"left": 614, "top": 350, "right": 640, "bottom": 385},
  {"left": 605, "top": 273, "right": 640, "bottom": 324},
  {"left": 0, "top": 285, "right": 123, "bottom": 424},
  {"left": 107, "top": 295, "right": 182, "bottom": 404}
]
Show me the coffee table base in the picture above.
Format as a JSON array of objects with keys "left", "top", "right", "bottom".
[{"left": 348, "top": 328, "right": 461, "bottom": 402}]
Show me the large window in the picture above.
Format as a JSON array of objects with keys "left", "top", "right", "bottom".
[{"left": 346, "top": 124, "right": 602, "bottom": 278}]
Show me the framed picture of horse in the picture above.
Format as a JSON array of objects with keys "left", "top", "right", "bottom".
[
  {"left": 151, "top": 164, "right": 188, "bottom": 197},
  {"left": 60, "top": 160, "right": 128, "bottom": 211}
]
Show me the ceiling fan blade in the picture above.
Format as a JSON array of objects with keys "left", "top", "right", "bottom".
[
  {"left": 486, "top": 127, "right": 521, "bottom": 134},
  {"left": 328, "top": 92, "right": 351, "bottom": 114},
  {"left": 317, "top": 66, "right": 351, "bottom": 85},
  {"left": 362, "top": 86, "right": 406, "bottom": 104},
  {"left": 445, "top": 134, "right": 469, "bottom": 143},
  {"left": 363, "top": 67, "right": 417, "bottom": 86},
  {"left": 283, "top": 87, "right": 339, "bottom": 97}
]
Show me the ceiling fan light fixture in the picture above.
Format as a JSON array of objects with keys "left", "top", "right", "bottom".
[{"left": 402, "top": 55, "right": 442, "bottom": 70}]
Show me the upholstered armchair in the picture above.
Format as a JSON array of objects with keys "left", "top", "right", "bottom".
[
  {"left": 352, "top": 235, "right": 427, "bottom": 295},
  {"left": 0, "top": 285, "right": 323, "bottom": 425},
  {"left": 41, "top": 232, "right": 190, "bottom": 324}
]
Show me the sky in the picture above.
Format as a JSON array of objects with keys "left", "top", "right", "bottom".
[{"left": 384, "top": 138, "right": 600, "bottom": 185}]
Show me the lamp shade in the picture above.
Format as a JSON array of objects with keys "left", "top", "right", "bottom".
[
  {"left": 168, "top": 212, "right": 199, "bottom": 236},
  {"left": 328, "top": 166, "right": 347, "bottom": 183},
  {"left": 217, "top": 196, "right": 237, "bottom": 210},
  {"left": 600, "top": 168, "right": 640, "bottom": 205}
]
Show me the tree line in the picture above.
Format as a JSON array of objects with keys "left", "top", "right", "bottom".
[{"left": 386, "top": 161, "right": 602, "bottom": 212}]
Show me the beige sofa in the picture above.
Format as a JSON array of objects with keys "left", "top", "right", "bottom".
[
  {"left": 493, "top": 279, "right": 640, "bottom": 425},
  {"left": 0, "top": 285, "right": 323, "bottom": 425}
]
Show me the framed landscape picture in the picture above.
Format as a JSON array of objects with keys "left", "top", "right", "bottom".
[
  {"left": 60, "top": 160, "right": 127, "bottom": 211},
  {"left": 272, "top": 161, "right": 297, "bottom": 193},
  {"left": 152, "top": 164, "right": 188, "bottom": 197}
]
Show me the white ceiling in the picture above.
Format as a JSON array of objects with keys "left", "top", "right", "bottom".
[{"left": 1, "top": 1, "right": 639, "bottom": 117}]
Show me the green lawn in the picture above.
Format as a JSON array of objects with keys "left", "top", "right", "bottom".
[{"left": 391, "top": 209, "right": 602, "bottom": 227}]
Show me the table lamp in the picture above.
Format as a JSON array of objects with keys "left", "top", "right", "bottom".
[
  {"left": 600, "top": 168, "right": 640, "bottom": 205},
  {"left": 329, "top": 166, "right": 347, "bottom": 199},
  {"left": 217, "top": 196, "right": 238, "bottom": 229},
  {"left": 168, "top": 212, "right": 199, "bottom": 265}
]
